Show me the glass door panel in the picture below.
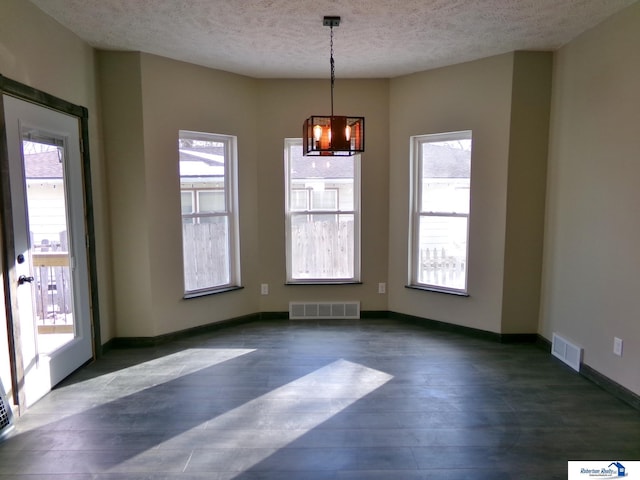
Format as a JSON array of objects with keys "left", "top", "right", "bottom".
[{"left": 22, "top": 139, "right": 76, "bottom": 354}]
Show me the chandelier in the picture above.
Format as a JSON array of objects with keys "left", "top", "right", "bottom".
[{"left": 303, "top": 16, "right": 365, "bottom": 156}]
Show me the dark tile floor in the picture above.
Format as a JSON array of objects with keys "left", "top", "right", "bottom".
[{"left": 1, "top": 318, "right": 639, "bottom": 479}]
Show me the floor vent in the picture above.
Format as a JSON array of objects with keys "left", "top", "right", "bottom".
[
  {"left": 0, "top": 380, "right": 14, "bottom": 440},
  {"left": 552, "top": 333, "right": 582, "bottom": 372},
  {"left": 289, "top": 302, "right": 360, "bottom": 320}
]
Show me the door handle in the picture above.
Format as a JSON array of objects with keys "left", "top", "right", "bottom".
[{"left": 18, "top": 275, "right": 34, "bottom": 285}]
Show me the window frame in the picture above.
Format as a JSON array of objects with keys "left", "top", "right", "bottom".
[
  {"left": 409, "top": 130, "right": 472, "bottom": 295},
  {"left": 284, "top": 138, "right": 361, "bottom": 284},
  {"left": 179, "top": 130, "right": 241, "bottom": 297},
  {"left": 181, "top": 190, "right": 195, "bottom": 215},
  {"left": 196, "top": 189, "right": 226, "bottom": 213},
  {"left": 310, "top": 188, "right": 338, "bottom": 211}
]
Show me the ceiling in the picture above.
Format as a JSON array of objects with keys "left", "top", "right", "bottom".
[{"left": 30, "top": 0, "right": 637, "bottom": 79}]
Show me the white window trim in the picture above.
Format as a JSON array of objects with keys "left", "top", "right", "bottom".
[
  {"left": 285, "top": 138, "right": 361, "bottom": 284},
  {"left": 409, "top": 130, "right": 471, "bottom": 294},
  {"left": 179, "top": 130, "right": 241, "bottom": 296}
]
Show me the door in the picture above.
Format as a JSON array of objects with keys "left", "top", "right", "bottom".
[{"left": 3, "top": 94, "right": 93, "bottom": 407}]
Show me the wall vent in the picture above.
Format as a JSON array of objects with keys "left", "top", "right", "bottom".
[
  {"left": 289, "top": 302, "right": 360, "bottom": 320},
  {"left": 0, "top": 379, "right": 14, "bottom": 441},
  {"left": 552, "top": 333, "right": 582, "bottom": 372}
]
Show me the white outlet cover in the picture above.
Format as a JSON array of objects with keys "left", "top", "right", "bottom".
[{"left": 613, "top": 337, "right": 623, "bottom": 356}]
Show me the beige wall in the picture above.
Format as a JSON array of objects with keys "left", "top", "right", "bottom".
[
  {"left": 388, "top": 54, "right": 515, "bottom": 333},
  {"left": 388, "top": 52, "right": 552, "bottom": 335},
  {"left": 99, "top": 52, "right": 261, "bottom": 337},
  {"left": 141, "top": 55, "right": 261, "bottom": 335},
  {"left": 256, "top": 79, "right": 389, "bottom": 312},
  {"left": 99, "top": 58, "right": 389, "bottom": 336},
  {"left": 99, "top": 61, "right": 389, "bottom": 334},
  {"left": 501, "top": 52, "right": 552, "bottom": 333},
  {"left": 540, "top": 2, "right": 640, "bottom": 395},
  {"left": 0, "top": 0, "right": 113, "bottom": 397},
  {"left": 98, "top": 49, "right": 550, "bottom": 339},
  {"left": 98, "top": 52, "right": 152, "bottom": 337},
  {"left": 2, "top": 0, "right": 638, "bottom": 399}
]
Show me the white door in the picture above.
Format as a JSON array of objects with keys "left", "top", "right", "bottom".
[{"left": 3, "top": 94, "right": 93, "bottom": 407}]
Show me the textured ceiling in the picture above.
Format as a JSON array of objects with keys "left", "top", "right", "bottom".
[{"left": 30, "top": 0, "right": 637, "bottom": 78}]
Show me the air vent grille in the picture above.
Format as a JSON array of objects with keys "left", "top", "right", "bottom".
[
  {"left": 289, "top": 302, "right": 360, "bottom": 320},
  {"left": 551, "top": 333, "right": 582, "bottom": 372}
]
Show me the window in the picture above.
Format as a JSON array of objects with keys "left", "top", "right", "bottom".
[
  {"left": 285, "top": 138, "right": 360, "bottom": 283},
  {"left": 181, "top": 191, "right": 194, "bottom": 214},
  {"left": 179, "top": 130, "right": 240, "bottom": 295},
  {"left": 290, "top": 189, "right": 310, "bottom": 211},
  {"left": 311, "top": 189, "right": 338, "bottom": 210},
  {"left": 410, "top": 131, "right": 472, "bottom": 293}
]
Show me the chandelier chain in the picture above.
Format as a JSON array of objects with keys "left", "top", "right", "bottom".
[{"left": 330, "top": 24, "right": 335, "bottom": 117}]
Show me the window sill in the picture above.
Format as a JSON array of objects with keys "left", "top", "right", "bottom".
[
  {"left": 405, "top": 284, "right": 469, "bottom": 297},
  {"left": 183, "top": 285, "right": 244, "bottom": 299}
]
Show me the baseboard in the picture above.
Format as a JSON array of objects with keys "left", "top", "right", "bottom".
[
  {"left": 259, "top": 311, "right": 289, "bottom": 320},
  {"left": 389, "top": 311, "right": 500, "bottom": 340},
  {"left": 102, "top": 310, "right": 535, "bottom": 352},
  {"left": 536, "top": 334, "right": 640, "bottom": 411},
  {"left": 387, "top": 311, "right": 537, "bottom": 343},
  {"left": 361, "top": 310, "right": 391, "bottom": 319},
  {"left": 498, "top": 333, "right": 540, "bottom": 344},
  {"left": 580, "top": 364, "right": 640, "bottom": 411},
  {"left": 100, "top": 311, "right": 638, "bottom": 412},
  {"left": 535, "top": 334, "right": 552, "bottom": 351},
  {"left": 101, "top": 313, "right": 262, "bottom": 352}
]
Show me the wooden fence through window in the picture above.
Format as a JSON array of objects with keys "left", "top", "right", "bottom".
[
  {"left": 419, "top": 247, "right": 466, "bottom": 289},
  {"left": 182, "top": 223, "right": 229, "bottom": 291},
  {"left": 291, "top": 220, "right": 354, "bottom": 279}
]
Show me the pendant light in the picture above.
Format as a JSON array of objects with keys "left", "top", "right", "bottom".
[{"left": 303, "top": 16, "right": 365, "bottom": 156}]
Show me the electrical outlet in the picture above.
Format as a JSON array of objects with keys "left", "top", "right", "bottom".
[
  {"left": 613, "top": 337, "right": 623, "bottom": 356},
  {"left": 378, "top": 282, "right": 386, "bottom": 294},
  {"left": 261, "top": 283, "right": 269, "bottom": 295}
]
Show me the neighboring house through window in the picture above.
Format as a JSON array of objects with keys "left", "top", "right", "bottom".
[
  {"left": 410, "top": 131, "right": 472, "bottom": 293},
  {"left": 285, "top": 138, "right": 360, "bottom": 283},
  {"left": 179, "top": 130, "right": 240, "bottom": 296}
]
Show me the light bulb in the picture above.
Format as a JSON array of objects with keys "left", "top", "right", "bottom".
[
  {"left": 313, "top": 124, "right": 322, "bottom": 142},
  {"left": 345, "top": 125, "right": 351, "bottom": 141}
]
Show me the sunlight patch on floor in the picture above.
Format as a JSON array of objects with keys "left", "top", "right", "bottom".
[
  {"left": 98, "top": 348, "right": 257, "bottom": 391},
  {"left": 153, "top": 359, "right": 394, "bottom": 474},
  {"left": 18, "top": 348, "right": 257, "bottom": 427}
]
